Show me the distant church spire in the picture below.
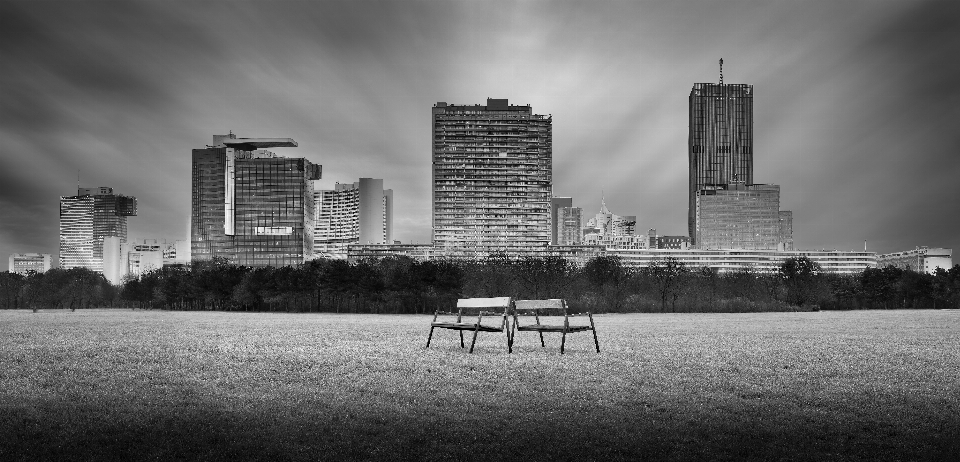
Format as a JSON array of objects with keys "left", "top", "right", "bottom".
[{"left": 600, "top": 191, "right": 610, "bottom": 214}]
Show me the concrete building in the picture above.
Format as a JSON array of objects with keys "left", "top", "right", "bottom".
[
  {"left": 344, "top": 244, "right": 874, "bottom": 274},
  {"left": 877, "top": 247, "right": 953, "bottom": 274},
  {"left": 608, "top": 248, "right": 876, "bottom": 274},
  {"left": 688, "top": 65, "right": 754, "bottom": 245},
  {"left": 314, "top": 178, "right": 393, "bottom": 259},
  {"left": 432, "top": 99, "right": 552, "bottom": 254},
  {"left": 191, "top": 133, "right": 321, "bottom": 267},
  {"left": 695, "top": 183, "right": 793, "bottom": 251},
  {"left": 347, "top": 243, "right": 437, "bottom": 262},
  {"left": 347, "top": 243, "right": 604, "bottom": 266},
  {"left": 8, "top": 253, "right": 51, "bottom": 274},
  {"left": 59, "top": 186, "right": 137, "bottom": 272}
]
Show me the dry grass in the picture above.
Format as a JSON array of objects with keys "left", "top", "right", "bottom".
[{"left": 1, "top": 309, "right": 959, "bottom": 461}]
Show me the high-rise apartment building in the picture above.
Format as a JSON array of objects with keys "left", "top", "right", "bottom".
[
  {"left": 695, "top": 183, "right": 792, "bottom": 250},
  {"left": 191, "top": 133, "right": 321, "bottom": 267},
  {"left": 688, "top": 71, "right": 754, "bottom": 244},
  {"left": 59, "top": 186, "right": 137, "bottom": 272},
  {"left": 314, "top": 178, "right": 393, "bottom": 258},
  {"left": 432, "top": 99, "right": 552, "bottom": 253}
]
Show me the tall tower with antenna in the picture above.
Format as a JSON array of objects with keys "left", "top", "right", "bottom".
[{"left": 687, "top": 60, "right": 754, "bottom": 245}]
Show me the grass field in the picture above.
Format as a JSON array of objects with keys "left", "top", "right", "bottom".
[{"left": 1, "top": 309, "right": 958, "bottom": 461}]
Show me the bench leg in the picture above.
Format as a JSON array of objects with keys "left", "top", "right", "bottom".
[
  {"left": 560, "top": 331, "right": 567, "bottom": 355},
  {"left": 539, "top": 332, "right": 545, "bottom": 348},
  {"left": 426, "top": 327, "right": 435, "bottom": 348},
  {"left": 592, "top": 328, "right": 600, "bottom": 353},
  {"left": 506, "top": 329, "right": 513, "bottom": 354},
  {"left": 468, "top": 328, "right": 479, "bottom": 353},
  {"left": 460, "top": 331, "right": 464, "bottom": 349}
]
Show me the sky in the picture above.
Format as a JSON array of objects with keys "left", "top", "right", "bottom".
[{"left": 2, "top": 0, "right": 959, "bottom": 267}]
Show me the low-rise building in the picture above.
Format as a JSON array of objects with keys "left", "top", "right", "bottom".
[
  {"left": 876, "top": 247, "right": 953, "bottom": 274},
  {"left": 607, "top": 248, "right": 876, "bottom": 274},
  {"left": 8, "top": 253, "right": 52, "bottom": 275}
]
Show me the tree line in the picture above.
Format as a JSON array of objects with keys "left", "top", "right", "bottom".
[{"left": 2, "top": 255, "right": 959, "bottom": 313}]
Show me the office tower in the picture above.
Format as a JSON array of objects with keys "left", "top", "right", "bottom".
[
  {"left": 688, "top": 63, "right": 753, "bottom": 244},
  {"left": 556, "top": 206, "right": 583, "bottom": 245},
  {"left": 314, "top": 178, "right": 393, "bottom": 258},
  {"left": 59, "top": 186, "right": 137, "bottom": 272},
  {"left": 9, "top": 253, "right": 51, "bottom": 274},
  {"left": 432, "top": 99, "right": 552, "bottom": 253},
  {"left": 550, "top": 197, "right": 573, "bottom": 244},
  {"left": 191, "top": 133, "right": 321, "bottom": 267},
  {"left": 695, "top": 183, "right": 791, "bottom": 250}
]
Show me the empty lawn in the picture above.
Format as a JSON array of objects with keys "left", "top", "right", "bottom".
[{"left": 1, "top": 309, "right": 958, "bottom": 461}]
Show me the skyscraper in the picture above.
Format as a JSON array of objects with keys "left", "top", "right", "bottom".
[
  {"left": 688, "top": 62, "right": 754, "bottom": 244},
  {"left": 191, "top": 133, "right": 321, "bottom": 267},
  {"left": 432, "top": 99, "right": 552, "bottom": 253},
  {"left": 59, "top": 187, "right": 137, "bottom": 272},
  {"left": 314, "top": 178, "right": 393, "bottom": 258}
]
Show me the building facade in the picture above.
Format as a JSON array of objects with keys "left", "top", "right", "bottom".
[
  {"left": 877, "top": 247, "right": 953, "bottom": 274},
  {"left": 59, "top": 186, "right": 137, "bottom": 272},
  {"left": 8, "top": 253, "right": 51, "bottom": 274},
  {"left": 191, "top": 133, "right": 321, "bottom": 267},
  {"left": 695, "top": 183, "right": 792, "bottom": 250},
  {"left": 550, "top": 197, "right": 573, "bottom": 244},
  {"left": 688, "top": 80, "right": 754, "bottom": 244},
  {"left": 347, "top": 243, "right": 604, "bottom": 266},
  {"left": 314, "top": 178, "right": 393, "bottom": 259},
  {"left": 432, "top": 99, "right": 552, "bottom": 254},
  {"left": 608, "top": 248, "right": 876, "bottom": 274},
  {"left": 556, "top": 206, "right": 583, "bottom": 246}
]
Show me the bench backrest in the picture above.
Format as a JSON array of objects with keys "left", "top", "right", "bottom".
[
  {"left": 515, "top": 299, "right": 566, "bottom": 312},
  {"left": 457, "top": 297, "right": 512, "bottom": 309}
]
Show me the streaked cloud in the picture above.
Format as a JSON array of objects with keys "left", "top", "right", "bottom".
[{"left": 1, "top": 0, "right": 957, "bottom": 264}]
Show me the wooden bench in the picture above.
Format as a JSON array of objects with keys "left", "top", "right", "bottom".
[
  {"left": 511, "top": 299, "right": 600, "bottom": 354},
  {"left": 426, "top": 297, "right": 513, "bottom": 353}
]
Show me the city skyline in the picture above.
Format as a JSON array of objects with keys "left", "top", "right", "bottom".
[{"left": 2, "top": 0, "right": 959, "bottom": 264}]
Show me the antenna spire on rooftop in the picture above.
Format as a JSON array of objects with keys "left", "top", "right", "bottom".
[{"left": 719, "top": 58, "right": 724, "bottom": 85}]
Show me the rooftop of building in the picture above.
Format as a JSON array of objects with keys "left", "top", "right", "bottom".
[{"left": 433, "top": 98, "right": 536, "bottom": 112}]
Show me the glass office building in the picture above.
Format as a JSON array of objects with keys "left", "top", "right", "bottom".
[
  {"left": 59, "top": 187, "right": 137, "bottom": 272},
  {"left": 191, "top": 133, "right": 321, "bottom": 267},
  {"left": 695, "top": 184, "right": 789, "bottom": 251},
  {"left": 432, "top": 98, "right": 552, "bottom": 254},
  {"left": 688, "top": 82, "right": 754, "bottom": 244}
]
